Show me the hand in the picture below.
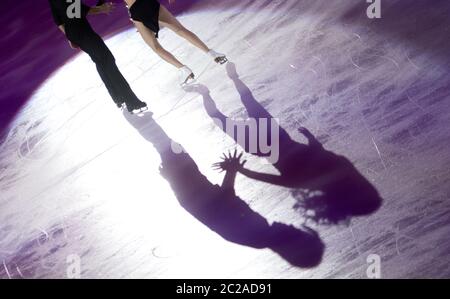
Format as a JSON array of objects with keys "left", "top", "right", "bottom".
[
  {"left": 100, "top": 2, "right": 115, "bottom": 14},
  {"left": 298, "top": 126, "right": 314, "bottom": 138},
  {"left": 212, "top": 149, "right": 247, "bottom": 173},
  {"left": 68, "top": 41, "right": 79, "bottom": 49},
  {"left": 298, "top": 127, "right": 309, "bottom": 135}
]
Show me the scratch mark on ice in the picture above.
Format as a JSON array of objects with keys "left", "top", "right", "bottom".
[
  {"left": 405, "top": 92, "right": 425, "bottom": 112},
  {"left": 350, "top": 54, "right": 364, "bottom": 70},
  {"left": 406, "top": 54, "right": 421, "bottom": 71},
  {"left": 350, "top": 225, "right": 362, "bottom": 258},
  {"left": 394, "top": 225, "right": 415, "bottom": 256},
  {"left": 3, "top": 260, "right": 11, "bottom": 279},
  {"left": 15, "top": 264, "right": 25, "bottom": 278},
  {"left": 372, "top": 138, "right": 387, "bottom": 170},
  {"left": 306, "top": 68, "right": 319, "bottom": 76}
]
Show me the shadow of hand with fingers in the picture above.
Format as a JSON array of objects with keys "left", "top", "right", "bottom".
[
  {"left": 185, "top": 62, "right": 383, "bottom": 225},
  {"left": 123, "top": 110, "right": 325, "bottom": 268}
]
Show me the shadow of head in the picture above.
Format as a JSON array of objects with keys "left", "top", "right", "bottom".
[
  {"left": 293, "top": 172, "right": 382, "bottom": 225},
  {"left": 267, "top": 222, "right": 325, "bottom": 268}
]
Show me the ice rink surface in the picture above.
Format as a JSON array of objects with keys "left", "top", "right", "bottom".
[{"left": 0, "top": 0, "right": 449, "bottom": 278}]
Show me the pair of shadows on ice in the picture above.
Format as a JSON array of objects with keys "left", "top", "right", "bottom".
[
  {"left": 123, "top": 108, "right": 323, "bottom": 268},
  {"left": 123, "top": 63, "right": 382, "bottom": 268}
]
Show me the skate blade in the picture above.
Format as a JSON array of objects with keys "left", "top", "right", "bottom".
[
  {"left": 180, "top": 73, "right": 196, "bottom": 87},
  {"left": 129, "top": 106, "right": 149, "bottom": 115},
  {"left": 215, "top": 56, "right": 228, "bottom": 65}
]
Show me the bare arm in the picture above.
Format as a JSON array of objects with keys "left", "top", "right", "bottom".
[
  {"left": 58, "top": 25, "right": 65, "bottom": 34},
  {"left": 87, "top": 2, "right": 115, "bottom": 15}
]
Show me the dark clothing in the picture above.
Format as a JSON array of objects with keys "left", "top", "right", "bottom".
[
  {"left": 129, "top": 0, "right": 161, "bottom": 38},
  {"left": 65, "top": 20, "right": 141, "bottom": 105},
  {"left": 48, "top": 0, "right": 141, "bottom": 106},
  {"left": 49, "top": 0, "right": 91, "bottom": 26}
]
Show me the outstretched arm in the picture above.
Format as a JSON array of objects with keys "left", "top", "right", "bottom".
[
  {"left": 87, "top": 2, "right": 115, "bottom": 15},
  {"left": 213, "top": 150, "right": 286, "bottom": 188},
  {"left": 58, "top": 25, "right": 65, "bottom": 34}
]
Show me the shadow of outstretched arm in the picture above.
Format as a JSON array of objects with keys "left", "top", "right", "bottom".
[{"left": 239, "top": 167, "right": 288, "bottom": 187}]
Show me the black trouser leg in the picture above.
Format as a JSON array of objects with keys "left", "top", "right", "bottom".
[
  {"left": 65, "top": 21, "right": 142, "bottom": 106},
  {"left": 94, "top": 52, "right": 122, "bottom": 104}
]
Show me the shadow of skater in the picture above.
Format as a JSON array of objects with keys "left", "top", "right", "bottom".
[
  {"left": 185, "top": 62, "right": 383, "bottom": 225},
  {"left": 123, "top": 111, "right": 324, "bottom": 268}
]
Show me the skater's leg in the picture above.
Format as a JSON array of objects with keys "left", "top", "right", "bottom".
[
  {"left": 66, "top": 23, "right": 123, "bottom": 105},
  {"left": 158, "top": 5, "right": 210, "bottom": 53},
  {"left": 100, "top": 55, "right": 147, "bottom": 111},
  {"left": 226, "top": 62, "right": 291, "bottom": 145},
  {"left": 95, "top": 57, "right": 122, "bottom": 105},
  {"left": 134, "top": 21, "right": 184, "bottom": 69},
  {"left": 78, "top": 28, "right": 143, "bottom": 106}
]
